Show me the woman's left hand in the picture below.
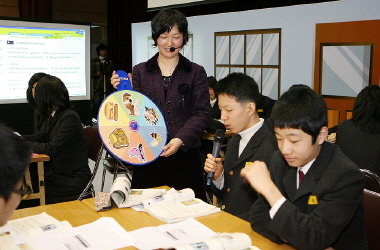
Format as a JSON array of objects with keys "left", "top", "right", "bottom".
[{"left": 160, "top": 138, "right": 183, "bottom": 157}]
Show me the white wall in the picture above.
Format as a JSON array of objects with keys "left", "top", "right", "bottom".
[{"left": 131, "top": 0, "right": 380, "bottom": 93}]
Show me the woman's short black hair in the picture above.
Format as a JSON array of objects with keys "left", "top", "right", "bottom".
[
  {"left": 34, "top": 76, "right": 71, "bottom": 118},
  {"left": 26, "top": 72, "right": 50, "bottom": 109},
  {"left": 0, "top": 124, "right": 31, "bottom": 201},
  {"left": 151, "top": 9, "right": 189, "bottom": 47},
  {"left": 271, "top": 84, "right": 327, "bottom": 144},
  {"left": 352, "top": 85, "right": 380, "bottom": 133}
]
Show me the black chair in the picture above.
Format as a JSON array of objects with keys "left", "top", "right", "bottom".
[
  {"left": 363, "top": 189, "right": 380, "bottom": 250},
  {"left": 78, "top": 126, "right": 104, "bottom": 200},
  {"left": 360, "top": 169, "right": 380, "bottom": 193}
]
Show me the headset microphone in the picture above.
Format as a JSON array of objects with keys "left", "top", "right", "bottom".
[{"left": 169, "top": 47, "right": 180, "bottom": 52}]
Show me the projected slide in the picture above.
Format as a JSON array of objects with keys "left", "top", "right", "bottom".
[{"left": 0, "top": 23, "right": 89, "bottom": 103}]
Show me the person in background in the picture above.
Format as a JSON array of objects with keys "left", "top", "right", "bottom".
[
  {"left": 204, "top": 72, "right": 277, "bottom": 220},
  {"left": 241, "top": 84, "right": 367, "bottom": 250},
  {"left": 204, "top": 76, "right": 225, "bottom": 134},
  {"left": 332, "top": 85, "right": 380, "bottom": 175},
  {"left": 26, "top": 72, "right": 50, "bottom": 132},
  {"left": 22, "top": 76, "right": 91, "bottom": 204},
  {"left": 200, "top": 76, "right": 226, "bottom": 199},
  {"left": 91, "top": 43, "right": 115, "bottom": 119},
  {"left": 208, "top": 76, "right": 221, "bottom": 119},
  {"left": 257, "top": 93, "right": 276, "bottom": 120},
  {"left": 0, "top": 123, "right": 32, "bottom": 226},
  {"left": 111, "top": 9, "right": 211, "bottom": 201}
]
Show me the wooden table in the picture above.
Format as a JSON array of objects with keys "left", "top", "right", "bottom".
[
  {"left": 23, "top": 154, "right": 50, "bottom": 205},
  {"left": 12, "top": 200, "right": 100, "bottom": 227},
  {"left": 81, "top": 197, "right": 295, "bottom": 250},
  {"left": 12, "top": 182, "right": 295, "bottom": 250}
]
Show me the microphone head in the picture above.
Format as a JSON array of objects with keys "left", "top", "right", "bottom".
[
  {"left": 214, "top": 129, "right": 225, "bottom": 143},
  {"left": 169, "top": 47, "right": 176, "bottom": 52}
]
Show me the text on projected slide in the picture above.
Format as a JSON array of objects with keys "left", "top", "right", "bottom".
[{"left": 0, "top": 25, "right": 87, "bottom": 101}]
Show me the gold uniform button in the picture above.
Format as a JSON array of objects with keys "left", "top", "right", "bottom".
[
  {"left": 229, "top": 171, "right": 234, "bottom": 175},
  {"left": 226, "top": 188, "right": 231, "bottom": 192},
  {"left": 221, "top": 205, "right": 225, "bottom": 210}
]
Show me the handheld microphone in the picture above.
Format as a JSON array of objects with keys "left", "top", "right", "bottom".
[
  {"left": 169, "top": 46, "right": 181, "bottom": 52},
  {"left": 206, "top": 129, "right": 226, "bottom": 185}
]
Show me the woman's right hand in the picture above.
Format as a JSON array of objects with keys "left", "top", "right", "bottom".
[
  {"left": 110, "top": 71, "right": 120, "bottom": 89},
  {"left": 110, "top": 71, "right": 133, "bottom": 89},
  {"left": 204, "top": 153, "right": 224, "bottom": 181}
]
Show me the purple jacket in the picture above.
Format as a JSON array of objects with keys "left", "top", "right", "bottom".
[{"left": 132, "top": 53, "right": 211, "bottom": 151}]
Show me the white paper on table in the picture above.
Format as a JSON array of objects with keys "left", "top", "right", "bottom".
[
  {"left": 6, "top": 212, "right": 73, "bottom": 249},
  {"left": 174, "top": 232, "right": 254, "bottom": 250},
  {"left": 31, "top": 217, "right": 135, "bottom": 250},
  {"left": 0, "top": 224, "right": 25, "bottom": 250},
  {"left": 130, "top": 188, "right": 185, "bottom": 212},
  {"left": 129, "top": 217, "right": 217, "bottom": 250},
  {"left": 131, "top": 204, "right": 145, "bottom": 212}
]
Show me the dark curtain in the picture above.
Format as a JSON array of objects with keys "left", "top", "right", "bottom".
[{"left": 18, "top": 0, "right": 53, "bottom": 20}]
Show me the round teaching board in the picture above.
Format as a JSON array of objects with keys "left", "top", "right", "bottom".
[{"left": 98, "top": 90, "right": 167, "bottom": 165}]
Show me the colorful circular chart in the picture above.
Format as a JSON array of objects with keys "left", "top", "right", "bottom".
[{"left": 98, "top": 90, "right": 167, "bottom": 165}]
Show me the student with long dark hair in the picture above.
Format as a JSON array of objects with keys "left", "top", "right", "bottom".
[
  {"left": 22, "top": 76, "right": 91, "bottom": 204},
  {"left": 26, "top": 72, "right": 50, "bottom": 132},
  {"left": 335, "top": 85, "right": 380, "bottom": 175}
]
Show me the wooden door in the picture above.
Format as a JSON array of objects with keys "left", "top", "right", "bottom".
[{"left": 314, "top": 20, "right": 380, "bottom": 128}]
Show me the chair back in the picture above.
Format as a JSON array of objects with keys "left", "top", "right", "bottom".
[
  {"left": 78, "top": 126, "right": 103, "bottom": 200},
  {"left": 83, "top": 126, "right": 103, "bottom": 162},
  {"left": 360, "top": 169, "right": 380, "bottom": 193},
  {"left": 363, "top": 189, "right": 380, "bottom": 250}
]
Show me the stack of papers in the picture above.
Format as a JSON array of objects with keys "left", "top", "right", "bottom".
[{"left": 0, "top": 213, "right": 135, "bottom": 250}]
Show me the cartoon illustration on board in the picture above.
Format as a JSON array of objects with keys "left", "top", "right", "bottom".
[
  {"left": 128, "top": 143, "right": 146, "bottom": 163},
  {"left": 108, "top": 128, "right": 129, "bottom": 149},
  {"left": 123, "top": 93, "right": 140, "bottom": 116},
  {"left": 149, "top": 132, "right": 163, "bottom": 147},
  {"left": 104, "top": 102, "right": 118, "bottom": 121},
  {"left": 144, "top": 106, "right": 159, "bottom": 126}
]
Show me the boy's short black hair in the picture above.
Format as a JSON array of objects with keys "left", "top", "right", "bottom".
[
  {"left": 151, "top": 9, "right": 189, "bottom": 47},
  {"left": 0, "top": 124, "right": 31, "bottom": 201},
  {"left": 215, "top": 72, "right": 260, "bottom": 106},
  {"left": 271, "top": 84, "right": 327, "bottom": 144}
]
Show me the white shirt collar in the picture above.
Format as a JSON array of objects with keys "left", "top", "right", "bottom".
[
  {"left": 238, "top": 118, "right": 264, "bottom": 144},
  {"left": 210, "top": 98, "right": 217, "bottom": 107},
  {"left": 237, "top": 118, "right": 264, "bottom": 156},
  {"left": 298, "top": 158, "right": 315, "bottom": 175}
]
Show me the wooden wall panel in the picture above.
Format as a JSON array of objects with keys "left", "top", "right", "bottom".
[
  {"left": 314, "top": 20, "right": 380, "bottom": 94},
  {"left": 52, "top": 0, "right": 107, "bottom": 25},
  {"left": 53, "top": 11, "right": 106, "bottom": 24},
  {"left": 0, "top": 0, "right": 19, "bottom": 18},
  {"left": 314, "top": 20, "right": 380, "bottom": 126},
  {"left": 327, "top": 109, "right": 340, "bottom": 128}
]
